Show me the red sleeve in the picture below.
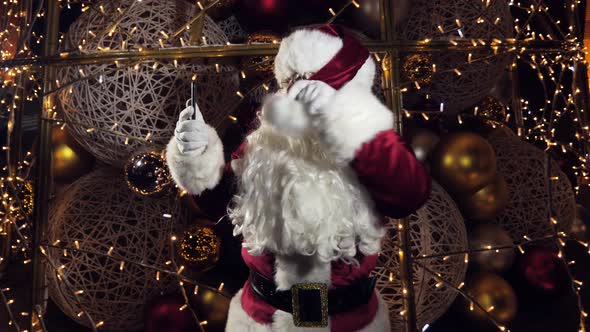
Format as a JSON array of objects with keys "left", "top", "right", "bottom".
[
  {"left": 194, "top": 142, "right": 248, "bottom": 220},
  {"left": 351, "top": 130, "right": 431, "bottom": 218}
]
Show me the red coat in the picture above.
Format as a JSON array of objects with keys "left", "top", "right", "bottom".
[{"left": 198, "top": 129, "right": 431, "bottom": 331}]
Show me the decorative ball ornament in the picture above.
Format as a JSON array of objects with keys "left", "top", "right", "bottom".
[
  {"left": 125, "top": 151, "right": 171, "bottom": 196},
  {"left": 3, "top": 180, "right": 35, "bottom": 221},
  {"left": 402, "top": 54, "right": 434, "bottom": 85},
  {"left": 47, "top": 168, "right": 189, "bottom": 331},
  {"left": 469, "top": 224, "right": 515, "bottom": 273},
  {"left": 487, "top": 131, "right": 575, "bottom": 242},
  {"left": 409, "top": 128, "right": 440, "bottom": 162},
  {"left": 57, "top": 0, "right": 238, "bottom": 167},
  {"left": 240, "top": 32, "right": 281, "bottom": 75},
  {"left": 459, "top": 175, "right": 509, "bottom": 220},
  {"left": 234, "top": 0, "right": 290, "bottom": 33},
  {"left": 464, "top": 273, "right": 518, "bottom": 323},
  {"left": 374, "top": 181, "right": 468, "bottom": 331},
  {"left": 178, "top": 225, "right": 221, "bottom": 270},
  {"left": 518, "top": 247, "right": 569, "bottom": 294},
  {"left": 430, "top": 132, "right": 497, "bottom": 194},
  {"left": 145, "top": 294, "right": 195, "bottom": 332},
  {"left": 477, "top": 96, "right": 507, "bottom": 123},
  {"left": 401, "top": 0, "right": 513, "bottom": 112},
  {"left": 51, "top": 126, "right": 94, "bottom": 181}
]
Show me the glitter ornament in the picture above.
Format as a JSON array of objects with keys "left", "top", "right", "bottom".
[
  {"left": 125, "top": 151, "right": 171, "bottom": 196},
  {"left": 178, "top": 225, "right": 221, "bottom": 271}
]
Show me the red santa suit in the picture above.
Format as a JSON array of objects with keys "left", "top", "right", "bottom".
[{"left": 167, "top": 25, "right": 430, "bottom": 332}]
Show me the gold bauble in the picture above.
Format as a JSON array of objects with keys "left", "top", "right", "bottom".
[
  {"left": 178, "top": 225, "right": 221, "bottom": 271},
  {"left": 51, "top": 126, "right": 94, "bottom": 181},
  {"left": 477, "top": 96, "right": 507, "bottom": 123},
  {"left": 459, "top": 175, "right": 508, "bottom": 220},
  {"left": 241, "top": 32, "right": 281, "bottom": 75},
  {"left": 464, "top": 273, "right": 518, "bottom": 323},
  {"left": 402, "top": 54, "right": 433, "bottom": 85},
  {"left": 468, "top": 224, "right": 515, "bottom": 273},
  {"left": 431, "top": 132, "right": 497, "bottom": 194}
]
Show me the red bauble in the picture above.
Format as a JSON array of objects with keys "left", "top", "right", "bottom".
[
  {"left": 145, "top": 294, "right": 195, "bottom": 332},
  {"left": 234, "top": 0, "right": 290, "bottom": 33},
  {"left": 519, "top": 247, "right": 569, "bottom": 293}
]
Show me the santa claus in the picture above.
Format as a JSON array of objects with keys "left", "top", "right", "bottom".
[{"left": 166, "top": 25, "right": 430, "bottom": 332}]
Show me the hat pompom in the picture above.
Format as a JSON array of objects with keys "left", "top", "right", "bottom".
[{"left": 262, "top": 95, "right": 311, "bottom": 137}]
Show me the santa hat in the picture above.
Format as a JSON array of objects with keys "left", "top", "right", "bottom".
[
  {"left": 274, "top": 25, "right": 374, "bottom": 90},
  {"left": 266, "top": 25, "right": 376, "bottom": 137}
]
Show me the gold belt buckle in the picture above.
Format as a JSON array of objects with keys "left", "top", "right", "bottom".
[{"left": 291, "top": 283, "right": 329, "bottom": 328}]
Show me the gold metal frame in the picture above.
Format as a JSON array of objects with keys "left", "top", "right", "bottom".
[{"left": 291, "top": 282, "right": 329, "bottom": 328}]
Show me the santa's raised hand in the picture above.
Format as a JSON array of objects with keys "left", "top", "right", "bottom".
[{"left": 288, "top": 79, "right": 336, "bottom": 115}]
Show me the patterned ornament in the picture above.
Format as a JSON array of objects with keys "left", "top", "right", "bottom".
[
  {"left": 2, "top": 180, "right": 34, "bottom": 221},
  {"left": 125, "top": 151, "right": 171, "bottom": 196},
  {"left": 374, "top": 181, "right": 468, "bottom": 331},
  {"left": 402, "top": 0, "right": 513, "bottom": 112},
  {"left": 402, "top": 54, "right": 433, "bottom": 85},
  {"left": 47, "top": 168, "right": 189, "bottom": 331},
  {"left": 56, "top": 0, "right": 238, "bottom": 166},
  {"left": 178, "top": 225, "right": 221, "bottom": 271},
  {"left": 487, "top": 128, "right": 575, "bottom": 242},
  {"left": 477, "top": 96, "right": 507, "bottom": 123}
]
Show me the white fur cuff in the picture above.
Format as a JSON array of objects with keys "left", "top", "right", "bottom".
[
  {"left": 318, "top": 84, "right": 394, "bottom": 162},
  {"left": 166, "top": 125, "right": 225, "bottom": 195}
]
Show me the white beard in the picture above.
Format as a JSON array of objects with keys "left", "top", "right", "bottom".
[{"left": 229, "top": 119, "right": 384, "bottom": 266}]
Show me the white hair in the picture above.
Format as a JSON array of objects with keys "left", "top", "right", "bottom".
[{"left": 229, "top": 119, "right": 384, "bottom": 266}]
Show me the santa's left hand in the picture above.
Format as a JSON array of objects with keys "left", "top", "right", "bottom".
[{"left": 288, "top": 80, "right": 336, "bottom": 115}]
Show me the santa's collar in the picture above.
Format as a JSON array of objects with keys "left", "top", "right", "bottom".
[{"left": 307, "top": 25, "right": 370, "bottom": 90}]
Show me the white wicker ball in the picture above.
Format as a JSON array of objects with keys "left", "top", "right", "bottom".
[
  {"left": 487, "top": 130, "right": 575, "bottom": 242},
  {"left": 373, "top": 181, "right": 468, "bottom": 331},
  {"left": 401, "top": 0, "right": 513, "bottom": 112},
  {"left": 57, "top": 0, "right": 239, "bottom": 166},
  {"left": 47, "top": 168, "right": 188, "bottom": 331}
]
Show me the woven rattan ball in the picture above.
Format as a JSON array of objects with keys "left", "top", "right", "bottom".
[
  {"left": 56, "top": 0, "right": 239, "bottom": 167},
  {"left": 47, "top": 168, "right": 188, "bottom": 331},
  {"left": 487, "top": 130, "right": 575, "bottom": 242},
  {"left": 373, "top": 181, "right": 468, "bottom": 331},
  {"left": 401, "top": 0, "right": 513, "bottom": 112}
]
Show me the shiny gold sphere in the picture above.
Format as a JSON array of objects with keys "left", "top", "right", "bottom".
[
  {"left": 178, "top": 225, "right": 221, "bottom": 271},
  {"left": 402, "top": 54, "right": 433, "bottom": 85},
  {"left": 459, "top": 175, "right": 508, "bottom": 220},
  {"left": 469, "top": 224, "right": 515, "bottom": 273},
  {"left": 464, "top": 272, "right": 518, "bottom": 323},
  {"left": 430, "top": 132, "right": 497, "bottom": 194},
  {"left": 52, "top": 126, "right": 94, "bottom": 181},
  {"left": 477, "top": 96, "right": 507, "bottom": 123}
]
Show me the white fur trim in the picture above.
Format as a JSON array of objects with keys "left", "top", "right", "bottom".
[
  {"left": 165, "top": 125, "right": 224, "bottom": 195},
  {"left": 226, "top": 289, "right": 272, "bottom": 332},
  {"left": 262, "top": 94, "right": 311, "bottom": 137},
  {"left": 359, "top": 293, "right": 391, "bottom": 332},
  {"left": 275, "top": 28, "right": 376, "bottom": 91},
  {"left": 274, "top": 29, "right": 343, "bottom": 89},
  {"left": 316, "top": 83, "right": 394, "bottom": 163}
]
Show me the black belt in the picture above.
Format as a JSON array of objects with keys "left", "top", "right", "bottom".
[{"left": 249, "top": 269, "right": 376, "bottom": 328}]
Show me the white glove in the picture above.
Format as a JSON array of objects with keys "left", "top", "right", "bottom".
[
  {"left": 174, "top": 103, "right": 209, "bottom": 155},
  {"left": 288, "top": 80, "right": 336, "bottom": 115}
]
